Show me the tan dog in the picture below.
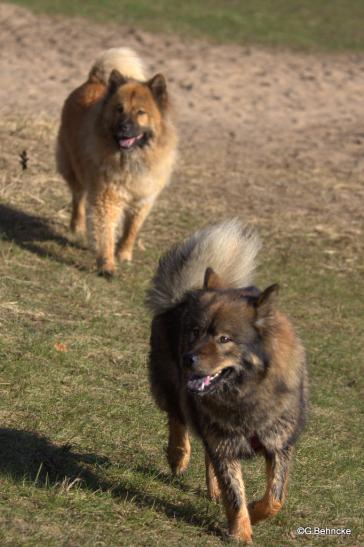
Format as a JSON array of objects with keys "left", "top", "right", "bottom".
[{"left": 57, "top": 48, "right": 177, "bottom": 276}]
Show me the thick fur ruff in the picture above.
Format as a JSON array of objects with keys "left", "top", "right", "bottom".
[
  {"left": 148, "top": 220, "right": 308, "bottom": 543},
  {"left": 147, "top": 218, "right": 261, "bottom": 315},
  {"left": 57, "top": 47, "right": 177, "bottom": 276}
]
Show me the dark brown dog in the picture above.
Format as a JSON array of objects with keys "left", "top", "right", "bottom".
[
  {"left": 57, "top": 48, "right": 177, "bottom": 276},
  {"left": 147, "top": 219, "right": 308, "bottom": 543}
]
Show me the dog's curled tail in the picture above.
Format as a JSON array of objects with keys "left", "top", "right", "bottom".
[
  {"left": 88, "top": 47, "right": 146, "bottom": 84},
  {"left": 147, "top": 219, "right": 261, "bottom": 316}
]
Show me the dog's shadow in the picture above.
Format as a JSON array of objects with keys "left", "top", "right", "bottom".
[
  {"left": 0, "top": 203, "right": 88, "bottom": 270},
  {"left": 0, "top": 428, "right": 110, "bottom": 490},
  {"left": 135, "top": 463, "right": 207, "bottom": 497},
  {"left": 0, "top": 428, "right": 223, "bottom": 538}
]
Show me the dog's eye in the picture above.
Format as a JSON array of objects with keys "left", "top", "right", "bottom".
[
  {"left": 116, "top": 105, "right": 124, "bottom": 113},
  {"left": 219, "top": 335, "right": 232, "bottom": 344},
  {"left": 137, "top": 109, "right": 146, "bottom": 116},
  {"left": 191, "top": 327, "right": 199, "bottom": 338}
]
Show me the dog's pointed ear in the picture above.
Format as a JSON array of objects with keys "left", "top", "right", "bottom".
[
  {"left": 108, "top": 69, "right": 127, "bottom": 93},
  {"left": 148, "top": 73, "right": 168, "bottom": 109},
  {"left": 255, "top": 284, "right": 279, "bottom": 326},
  {"left": 203, "top": 267, "right": 225, "bottom": 290},
  {"left": 239, "top": 286, "right": 261, "bottom": 299}
]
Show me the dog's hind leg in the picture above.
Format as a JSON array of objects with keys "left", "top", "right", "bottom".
[
  {"left": 57, "top": 141, "right": 86, "bottom": 236},
  {"left": 205, "top": 451, "right": 221, "bottom": 501},
  {"left": 116, "top": 201, "right": 153, "bottom": 263},
  {"left": 71, "top": 190, "right": 86, "bottom": 235},
  {"left": 167, "top": 415, "right": 191, "bottom": 475},
  {"left": 61, "top": 169, "right": 86, "bottom": 236},
  {"left": 249, "top": 445, "right": 293, "bottom": 524},
  {"left": 211, "top": 456, "right": 252, "bottom": 543}
]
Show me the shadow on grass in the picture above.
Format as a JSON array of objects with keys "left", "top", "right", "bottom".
[
  {"left": 0, "top": 428, "right": 223, "bottom": 538},
  {"left": 0, "top": 428, "right": 110, "bottom": 490},
  {"left": 110, "top": 479, "right": 223, "bottom": 538},
  {"left": 135, "top": 463, "right": 185, "bottom": 485},
  {"left": 0, "top": 203, "right": 89, "bottom": 270},
  {"left": 134, "top": 463, "right": 203, "bottom": 495}
]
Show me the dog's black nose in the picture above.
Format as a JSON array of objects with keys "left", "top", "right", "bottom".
[
  {"left": 183, "top": 352, "right": 197, "bottom": 367},
  {"left": 118, "top": 120, "right": 134, "bottom": 134}
]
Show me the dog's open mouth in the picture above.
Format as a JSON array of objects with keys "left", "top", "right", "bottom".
[
  {"left": 118, "top": 133, "right": 145, "bottom": 150},
  {"left": 187, "top": 368, "right": 231, "bottom": 394}
]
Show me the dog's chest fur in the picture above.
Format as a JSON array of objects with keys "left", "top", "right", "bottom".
[
  {"left": 174, "top": 302, "right": 307, "bottom": 460},
  {"left": 82, "top": 137, "right": 174, "bottom": 203}
]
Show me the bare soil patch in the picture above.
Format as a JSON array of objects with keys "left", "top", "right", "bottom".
[
  {"left": 0, "top": 4, "right": 363, "bottom": 546},
  {"left": 1, "top": 3, "right": 363, "bottom": 269}
]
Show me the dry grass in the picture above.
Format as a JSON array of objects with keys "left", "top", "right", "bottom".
[
  {"left": 0, "top": 3, "right": 363, "bottom": 541},
  {"left": 0, "top": 106, "right": 363, "bottom": 546}
]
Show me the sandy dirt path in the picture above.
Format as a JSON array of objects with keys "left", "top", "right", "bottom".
[{"left": 0, "top": 2, "right": 363, "bottom": 265}]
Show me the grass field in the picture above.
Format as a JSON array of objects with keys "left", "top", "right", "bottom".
[
  {"left": 7, "top": 0, "right": 364, "bottom": 52},
  {"left": 0, "top": 119, "right": 363, "bottom": 546},
  {"left": 1, "top": 1, "right": 364, "bottom": 546}
]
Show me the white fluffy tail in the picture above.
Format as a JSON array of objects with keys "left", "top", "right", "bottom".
[
  {"left": 147, "top": 219, "right": 261, "bottom": 315},
  {"left": 88, "top": 47, "right": 146, "bottom": 84}
]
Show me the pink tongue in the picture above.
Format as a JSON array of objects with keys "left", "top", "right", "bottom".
[
  {"left": 119, "top": 134, "right": 143, "bottom": 149},
  {"left": 187, "top": 375, "right": 211, "bottom": 391},
  {"left": 119, "top": 137, "right": 136, "bottom": 148}
]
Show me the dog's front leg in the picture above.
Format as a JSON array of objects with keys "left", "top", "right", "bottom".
[
  {"left": 249, "top": 445, "right": 293, "bottom": 524},
  {"left": 116, "top": 201, "right": 154, "bottom": 263},
  {"left": 211, "top": 455, "right": 252, "bottom": 544},
  {"left": 167, "top": 415, "right": 191, "bottom": 475},
  {"left": 205, "top": 451, "right": 221, "bottom": 502},
  {"left": 89, "top": 188, "right": 122, "bottom": 277}
]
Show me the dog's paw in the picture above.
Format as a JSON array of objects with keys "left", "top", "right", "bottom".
[
  {"left": 137, "top": 239, "right": 146, "bottom": 251},
  {"left": 167, "top": 446, "right": 191, "bottom": 475},
  {"left": 207, "top": 486, "right": 221, "bottom": 503},
  {"left": 228, "top": 520, "right": 253, "bottom": 544},
  {"left": 227, "top": 529, "right": 253, "bottom": 544},
  {"left": 248, "top": 498, "right": 282, "bottom": 524},
  {"left": 96, "top": 256, "right": 116, "bottom": 278},
  {"left": 97, "top": 265, "right": 116, "bottom": 279},
  {"left": 70, "top": 224, "right": 86, "bottom": 237},
  {"left": 230, "top": 535, "right": 253, "bottom": 545},
  {"left": 118, "top": 249, "right": 133, "bottom": 263}
]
